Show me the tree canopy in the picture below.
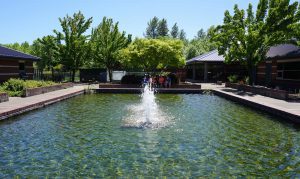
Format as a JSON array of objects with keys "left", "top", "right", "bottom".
[
  {"left": 32, "top": 36, "right": 60, "bottom": 76},
  {"left": 91, "top": 17, "right": 131, "bottom": 82},
  {"left": 171, "top": 23, "right": 179, "bottom": 38},
  {"left": 145, "top": 16, "right": 159, "bottom": 38},
  {"left": 184, "top": 26, "right": 217, "bottom": 60},
  {"left": 212, "top": 0, "right": 300, "bottom": 85},
  {"left": 157, "top": 18, "right": 169, "bottom": 37},
  {"left": 54, "top": 11, "right": 93, "bottom": 81},
  {"left": 120, "top": 38, "right": 185, "bottom": 71}
]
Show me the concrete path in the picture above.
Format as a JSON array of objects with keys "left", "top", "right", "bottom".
[
  {"left": 0, "top": 85, "right": 86, "bottom": 120},
  {"left": 213, "top": 87, "right": 300, "bottom": 122}
]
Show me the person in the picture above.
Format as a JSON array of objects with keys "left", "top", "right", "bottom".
[
  {"left": 159, "top": 76, "right": 164, "bottom": 88},
  {"left": 164, "top": 76, "right": 168, "bottom": 88},
  {"left": 167, "top": 76, "right": 172, "bottom": 88},
  {"left": 142, "top": 75, "right": 148, "bottom": 87},
  {"left": 148, "top": 76, "right": 153, "bottom": 90},
  {"left": 152, "top": 76, "right": 157, "bottom": 88}
]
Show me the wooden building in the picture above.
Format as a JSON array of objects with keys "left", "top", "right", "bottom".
[
  {"left": 257, "top": 44, "right": 300, "bottom": 90},
  {"left": 186, "top": 44, "right": 300, "bottom": 90},
  {"left": 185, "top": 50, "right": 246, "bottom": 82},
  {"left": 0, "top": 45, "right": 40, "bottom": 82}
]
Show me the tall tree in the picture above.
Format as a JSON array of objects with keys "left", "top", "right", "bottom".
[
  {"left": 33, "top": 36, "right": 60, "bottom": 78},
  {"left": 179, "top": 29, "right": 187, "bottom": 42},
  {"left": 157, "top": 18, "right": 169, "bottom": 37},
  {"left": 91, "top": 17, "right": 131, "bottom": 82},
  {"left": 212, "top": 0, "right": 300, "bottom": 85},
  {"left": 171, "top": 23, "right": 179, "bottom": 38},
  {"left": 145, "top": 16, "right": 159, "bottom": 38},
  {"left": 196, "top": 28, "right": 206, "bottom": 39},
  {"left": 54, "top": 11, "right": 93, "bottom": 82}
]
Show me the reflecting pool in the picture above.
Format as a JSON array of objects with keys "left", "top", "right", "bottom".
[{"left": 0, "top": 93, "right": 299, "bottom": 177}]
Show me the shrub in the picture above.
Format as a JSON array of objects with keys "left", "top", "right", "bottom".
[
  {"left": 244, "top": 76, "right": 250, "bottom": 85},
  {"left": 228, "top": 75, "right": 238, "bottom": 83},
  {"left": 1, "top": 79, "right": 57, "bottom": 97},
  {"left": 121, "top": 75, "right": 143, "bottom": 84}
]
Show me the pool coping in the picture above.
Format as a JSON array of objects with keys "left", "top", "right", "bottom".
[
  {"left": 212, "top": 88, "right": 300, "bottom": 123},
  {"left": 0, "top": 85, "right": 298, "bottom": 124},
  {"left": 0, "top": 89, "right": 85, "bottom": 121}
]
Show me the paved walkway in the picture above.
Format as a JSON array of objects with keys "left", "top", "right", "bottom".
[
  {"left": 213, "top": 87, "right": 300, "bottom": 122},
  {"left": 0, "top": 85, "right": 86, "bottom": 120}
]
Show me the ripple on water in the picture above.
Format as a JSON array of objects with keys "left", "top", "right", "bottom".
[{"left": 0, "top": 93, "right": 299, "bottom": 177}]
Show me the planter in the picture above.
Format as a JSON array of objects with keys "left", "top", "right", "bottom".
[
  {"left": 225, "top": 82, "right": 288, "bottom": 100},
  {"left": 23, "top": 83, "right": 74, "bottom": 97},
  {"left": 0, "top": 92, "right": 9, "bottom": 103}
]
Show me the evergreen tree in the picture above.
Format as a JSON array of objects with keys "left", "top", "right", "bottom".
[
  {"left": 145, "top": 16, "right": 159, "bottom": 38},
  {"left": 157, "top": 18, "right": 169, "bottom": 37},
  {"left": 171, "top": 23, "right": 179, "bottom": 38},
  {"left": 179, "top": 29, "right": 187, "bottom": 41},
  {"left": 196, "top": 28, "right": 206, "bottom": 39}
]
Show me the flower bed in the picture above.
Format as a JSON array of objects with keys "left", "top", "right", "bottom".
[
  {"left": 225, "top": 82, "right": 288, "bottom": 100},
  {"left": 0, "top": 92, "right": 9, "bottom": 103},
  {"left": 23, "top": 83, "right": 73, "bottom": 97}
]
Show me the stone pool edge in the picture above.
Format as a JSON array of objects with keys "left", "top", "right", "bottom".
[
  {"left": 0, "top": 86, "right": 298, "bottom": 124},
  {"left": 0, "top": 90, "right": 85, "bottom": 121},
  {"left": 212, "top": 89, "right": 300, "bottom": 123}
]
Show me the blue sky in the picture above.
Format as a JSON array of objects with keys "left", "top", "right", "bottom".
[{"left": 0, "top": 0, "right": 262, "bottom": 44}]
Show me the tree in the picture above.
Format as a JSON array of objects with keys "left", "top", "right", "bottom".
[
  {"left": 196, "top": 28, "right": 206, "bottom": 39},
  {"left": 3, "top": 42, "right": 32, "bottom": 54},
  {"left": 145, "top": 16, "right": 159, "bottom": 38},
  {"left": 212, "top": 0, "right": 300, "bottom": 85},
  {"left": 91, "top": 17, "right": 131, "bottom": 82},
  {"left": 171, "top": 23, "right": 179, "bottom": 38},
  {"left": 32, "top": 36, "right": 60, "bottom": 78},
  {"left": 157, "top": 18, "right": 169, "bottom": 37},
  {"left": 120, "top": 38, "right": 185, "bottom": 71},
  {"left": 179, "top": 29, "right": 187, "bottom": 42},
  {"left": 54, "top": 11, "right": 93, "bottom": 82}
]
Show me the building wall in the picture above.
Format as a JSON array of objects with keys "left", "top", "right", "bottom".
[
  {"left": 257, "top": 58, "right": 300, "bottom": 90},
  {"left": 186, "top": 62, "right": 247, "bottom": 82},
  {"left": 0, "top": 59, "right": 34, "bottom": 82}
]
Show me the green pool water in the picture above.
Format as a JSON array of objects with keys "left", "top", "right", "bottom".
[{"left": 0, "top": 94, "right": 299, "bottom": 177}]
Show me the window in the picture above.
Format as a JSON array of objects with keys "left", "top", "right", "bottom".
[
  {"left": 277, "top": 61, "right": 300, "bottom": 80},
  {"left": 19, "top": 62, "right": 25, "bottom": 71}
]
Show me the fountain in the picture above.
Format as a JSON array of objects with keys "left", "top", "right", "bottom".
[{"left": 123, "top": 84, "right": 171, "bottom": 129}]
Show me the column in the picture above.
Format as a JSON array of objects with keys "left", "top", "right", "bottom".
[
  {"left": 192, "top": 63, "right": 196, "bottom": 80},
  {"left": 204, "top": 62, "right": 208, "bottom": 82}
]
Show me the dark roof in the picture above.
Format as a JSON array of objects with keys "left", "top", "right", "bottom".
[
  {"left": 266, "top": 44, "right": 300, "bottom": 59},
  {"left": 186, "top": 50, "right": 225, "bottom": 64},
  {"left": 186, "top": 44, "right": 300, "bottom": 64},
  {"left": 0, "top": 45, "right": 40, "bottom": 61}
]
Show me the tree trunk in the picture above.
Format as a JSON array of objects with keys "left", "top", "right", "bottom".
[
  {"left": 51, "top": 67, "right": 54, "bottom": 81},
  {"left": 248, "top": 63, "right": 256, "bottom": 86},
  {"left": 71, "top": 69, "right": 76, "bottom": 82},
  {"left": 108, "top": 69, "right": 113, "bottom": 82},
  {"left": 40, "top": 69, "right": 44, "bottom": 80}
]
